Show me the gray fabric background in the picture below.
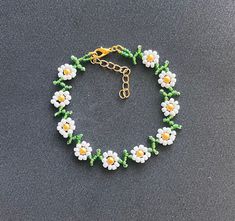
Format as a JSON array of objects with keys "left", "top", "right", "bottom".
[{"left": 0, "top": 0, "right": 234, "bottom": 220}]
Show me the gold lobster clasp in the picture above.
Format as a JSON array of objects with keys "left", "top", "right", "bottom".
[{"left": 89, "top": 47, "right": 111, "bottom": 59}]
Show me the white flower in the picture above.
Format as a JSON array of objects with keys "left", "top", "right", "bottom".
[
  {"left": 156, "top": 127, "right": 176, "bottom": 146},
  {"left": 158, "top": 71, "right": 176, "bottom": 88},
  {"left": 74, "top": 141, "right": 92, "bottom": 160},
  {"left": 142, "top": 50, "right": 159, "bottom": 68},
  {"left": 50, "top": 90, "right": 71, "bottom": 108},
  {"left": 102, "top": 151, "right": 120, "bottom": 170},
  {"left": 161, "top": 98, "right": 180, "bottom": 117},
  {"left": 58, "top": 64, "right": 77, "bottom": 80},
  {"left": 131, "top": 145, "right": 151, "bottom": 163},
  {"left": 57, "top": 117, "right": 76, "bottom": 138}
]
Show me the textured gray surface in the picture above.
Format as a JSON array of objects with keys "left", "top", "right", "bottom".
[{"left": 0, "top": 0, "right": 234, "bottom": 220}]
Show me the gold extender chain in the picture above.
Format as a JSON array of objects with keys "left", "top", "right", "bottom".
[{"left": 90, "top": 46, "right": 131, "bottom": 99}]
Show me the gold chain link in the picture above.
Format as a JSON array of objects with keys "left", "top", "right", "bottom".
[{"left": 90, "top": 45, "right": 131, "bottom": 99}]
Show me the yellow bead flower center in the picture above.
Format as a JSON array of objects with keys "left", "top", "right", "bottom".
[
  {"left": 163, "top": 75, "right": 171, "bottom": 83},
  {"left": 107, "top": 156, "right": 115, "bottom": 165},
  {"left": 79, "top": 147, "right": 87, "bottom": 155},
  {"left": 146, "top": 54, "right": 155, "bottom": 62},
  {"left": 166, "top": 103, "right": 174, "bottom": 112},
  {"left": 162, "top": 132, "right": 170, "bottom": 141},
  {"left": 63, "top": 68, "right": 71, "bottom": 75},
  {"left": 57, "top": 95, "right": 65, "bottom": 102},
  {"left": 136, "top": 149, "right": 144, "bottom": 158},
  {"left": 63, "top": 123, "right": 70, "bottom": 131}
]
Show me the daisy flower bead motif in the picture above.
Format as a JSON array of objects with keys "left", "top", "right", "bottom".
[
  {"left": 161, "top": 98, "right": 180, "bottom": 117},
  {"left": 142, "top": 50, "right": 159, "bottom": 68},
  {"left": 158, "top": 71, "right": 176, "bottom": 88},
  {"left": 74, "top": 141, "right": 92, "bottom": 160},
  {"left": 57, "top": 117, "right": 76, "bottom": 138},
  {"left": 58, "top": 64, "right": 77, "bottom": 80},
  {"left": 131, "top": 145, "right": 151, "bottom": 163},
  {"left": 157, "top": 127, "right": 176, "bottom": 146},
  {"left": 50, "top": 90, "right": 71, "bottom": 108},
  {"left": 102, "top": 151, "right": 120, "bottom": 170}
]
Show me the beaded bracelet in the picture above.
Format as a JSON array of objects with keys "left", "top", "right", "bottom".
[{"left": 51, "top": 45, "right": 182, "bottom": 170}]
